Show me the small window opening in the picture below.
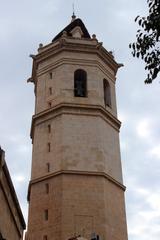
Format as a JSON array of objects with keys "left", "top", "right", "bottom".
[
  {"left": 74, "top": 69, "right": 87, "bottom": 97},
  {"left": 44, "top": 209, "right": 48, "bottom": 221},
  {"left": 48, "top": 124, "right": 51, "bottom": 133},
  {"left": 47, "top": 143, "right": 51, "bottom": 152},
  {"left": 103, "top": 79, "right": 111, "bottom": 107},
  {"left": 49, "top": 72, "right": 52, "bottom": 79},
  {"left": 48, "top": 102, "right": 51, "bottom": 108},
  {"left": 43, "top": 235, "right": 48, "bottom": 240},
  {"left": 46, "top": 163, "right": 50, "bottom": 172},
  {"left": 49, "top": 87, "right": 52, "bottom": 95},
  {"left": 45, "top": 183, "right": 49, "bottom": 194}
]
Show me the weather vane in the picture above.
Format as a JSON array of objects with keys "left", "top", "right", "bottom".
[
  {"left": 73, "top": 2, "right": 75, "bottom": 15},
  {"left": 72, "top": 1, "right": 76, "bottom": 21}
]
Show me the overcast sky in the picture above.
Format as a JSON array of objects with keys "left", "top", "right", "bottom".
[{"left": 0, "top": 1, "right": 160, "bottom": 240}]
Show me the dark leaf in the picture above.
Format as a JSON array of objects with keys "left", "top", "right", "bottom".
[
  {"left": 135, "top": 16, "right": 139, "bottom": 22},
  {"left": 138, "top": 19, "right": 142, "bottom": 26}
]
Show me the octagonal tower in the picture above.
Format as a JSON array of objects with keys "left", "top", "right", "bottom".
[{"left": 26, "top": 17, "right": 128, "bottom": 240}]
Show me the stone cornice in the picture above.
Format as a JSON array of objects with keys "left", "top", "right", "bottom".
[
  {"left": 30, "top": 103, "right": 121, "bottom": 140},
  {"left": 37, "top": 42, "right": 118, "bottom": 72},
  {"left": 27, "top": 170, "right": 126, "bottom": 201},
  {"left": 37, "top": 38, "right": 116, "bottom": 68},
  {"left": 29, "top": 37, "right": 122, "bottom": 86}
]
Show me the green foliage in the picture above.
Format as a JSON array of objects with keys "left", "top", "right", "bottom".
[{"left": 129, "top": 0, "right": 160, "bottom": 83}]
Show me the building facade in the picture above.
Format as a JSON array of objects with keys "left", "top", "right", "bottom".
[
  {"left": 0, "top": 148, "right": 26, "bottom": 240},
  {"left": 26, "top": 16, "right": 128, "bottom": 240}
]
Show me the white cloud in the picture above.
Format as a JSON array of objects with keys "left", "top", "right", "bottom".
[
  {"left": 136, "top": 187, "right": 149, "bottom": 196},
  {"left": 136, "top": 118, "right": 152, "bottom": 138},
  {"left": 139, "top": 209, "right": 160, "bottom": 220},
  {"left": 120, "top": 140, "right": 128, "bottom": 151},
  {"left": 17, "top": 145, "right": 30, "bottom": 154},
  {"left": 13, "top": 175, "right": 25, "bottom": 183},
  {"left": 147, "top": 192, "right": 160, "bottom": 211},
  {"left": 118, "top": 111, "right": 128, "bottom": 122},
  {"left": 126, "top": 183, "right": 160, "bottom": 239},
  {"left": 149, "top": 144, "right": 160, "bottom": 159}
]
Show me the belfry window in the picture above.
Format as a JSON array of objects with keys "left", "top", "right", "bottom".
[
  {"left": 74, "top": 69, "right": 87, "bottom": 97},
  {"left": 103, "top": 79, "right": 111, "bottom": 107}
]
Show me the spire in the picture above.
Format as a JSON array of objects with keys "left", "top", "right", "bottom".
[{"left": 71, "top": 2, "right": 76, "bottom": 22}]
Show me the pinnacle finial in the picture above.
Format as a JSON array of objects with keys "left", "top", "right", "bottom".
[{"left": 71, "top": 2, "right": 76, "bottom": 22}]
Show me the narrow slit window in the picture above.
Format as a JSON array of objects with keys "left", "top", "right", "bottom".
[
  {"left": 45, "top": 183, "right": 49, "bottom": 194},
  {"left": 74, "top": 69, "right": 87, "bottom": 97},
  {"left": 47, "top": 143, "right": 51, "bottom": 152},
  {"left": 49, "top": 72, "right": 52, "bottom": 79},
  {"left": 48, "top": 102, "right": 51, "bottom": 108},
  {"left": 46, "top": 163, "right": 50, "bottom": 172},
  {"left": 49, "top": 87, "right": 52, "bottom": 95},
  {"left": 48, "top": 124, "right": 51, "bottom": 133},
  {"left": 103, "top": 79, "right": 111, "bottom": 108},
  {"left": 44, "top": 209, "right": 48, "bottom": 221},
  {"left": 43, "top": 235, "right": 48, "bottom": 240}
]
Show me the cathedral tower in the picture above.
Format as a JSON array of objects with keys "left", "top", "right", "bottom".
[{"left": 26, "top": 17, "right": 128, "bottom": 240}]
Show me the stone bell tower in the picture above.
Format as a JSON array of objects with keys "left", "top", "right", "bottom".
[{"left": 26, "top": 16, "right": 128, "bottom": 240}]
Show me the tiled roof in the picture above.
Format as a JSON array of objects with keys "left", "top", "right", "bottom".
[{"left": 52, "top": 18, "right": 91, "bottom": 41}]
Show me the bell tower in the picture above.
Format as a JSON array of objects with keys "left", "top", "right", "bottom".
[{"left": 26, "top": 17, "right": 128, "bottom": 240}]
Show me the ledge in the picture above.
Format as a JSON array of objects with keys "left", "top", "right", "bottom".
[
  {"left": 30, "top": 103, "right": 121, "bottom": 140},
  {"left": 27, "top": 169, "right": 126, "bottom": 201}
]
